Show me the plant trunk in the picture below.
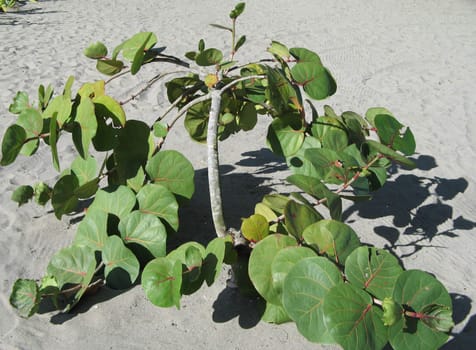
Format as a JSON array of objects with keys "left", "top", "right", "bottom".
[{"left": 207, "top": 89, "right": 227, "bottom": 237}]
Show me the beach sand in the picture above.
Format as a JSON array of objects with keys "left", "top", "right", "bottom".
[{"left": 1, "top": 0, "right": 475, "bottom": 349}]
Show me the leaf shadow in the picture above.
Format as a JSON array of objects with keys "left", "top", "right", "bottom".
[
  {"left": 343, "top": 154, "right": 475, "bottom": 258},
  {"left": 0, "top": 3, "right": 62, "bottom": 26}
]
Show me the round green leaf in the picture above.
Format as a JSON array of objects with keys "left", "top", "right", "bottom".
[
  {"left": 271, "top": 246, "right": 316, "bottom": 304},
  {"left": 73, "top": 209, "right": 108, "bottom": 251},
  {"left": 291, "top": 63, "right": 335, "bottom": 100},
  {"left": 16, "top": 108, "right": 42, "bottom": 156},
  {"left": 9, "top": 91, "right": 30, "bottom": 114},
  {"left": 153, "top": 121, "right": 168, "bottom": 138},
  {"left": 137, "top": 184, "right": 179, "bottom": 231},
  {"left": 267, "top": 115, "right": 305, "bottom": 157},
  {"left": 249, "top": 234, "right": 297, "bottom": 304},
  {"left": 102, "top": 236, "right": 140, "bottom": 289},
  {"left": 311, "top": 116, "right": 349, "bottom": 151},
  {"left": 142, "top": 257, "right": 182, "bottom": 308},
  {"left": 34, "top": 181, "right": 52, "bottom": 206},
  {"left": 71, "top": 155, "right": 98, "bottom": 186},
  {"left": 51, "top": 174, "right": 79, "bottom": 219},
  {"left": 365, "top": 107, "right": 393, "bottom": 128},
  {"left": 9, "top": 279, "right": 40, "bottom": 318},
  {"left": 303, "top": 219, "right": 360, "bottom": 265},
  {"left": 119, "top": 210, "right": 167, "bottom": 258},
  {"left": 47, "top": 245, "right": 96, "bottom": 290},
  {"left": 241, "top": 214, "right": 269, "bottom": 243},
  {"left": 345, "top": 246, "right": 403, "bottom": 300},
  {"left": 88, "top": 185, "right": 136, "bottom": 220},
  {"left": 145, "top": 150, "right": 195, "bottom": 199},
  {"left": 184, "top": 100, "right": 210, "bottom": 143},
  {"left": 73, "top": 97, "right": 97, "bottom": 158},
  {"left": 284, "top": 200, "right": 323, "bottom": 240},
  {"left": 389, "top": 270, "right": 452, "bottom": 350},
  {"left": 195, "top": 48, "right": 223, "bottom": 66},
  {"left": 11, "top": 185, "right": 34, "bottom": 206},
  {"left": 289, "top": 47, "right": 322, "bottom": 64},
  {"left": 282, "top": 256, "right": 342, "bottom": 343},
  {"left": 1, "top": 124, "right": 26, "bottom": 166},
  {"left": 84, "top": 41, "right": 108, "bottom": 59},
  {"left": 93, "top": 95, "right": 126, "bottom": 127},
  {"left": 96, "top": 59, "right": 125, "bottom": 76},
  {"left": 324, "top": 284, "right": 387, "bottom": 350}
]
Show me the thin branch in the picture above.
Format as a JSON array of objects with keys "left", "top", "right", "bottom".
[{"left": 105, "top": 69, "right": 131, "bottom": 85}]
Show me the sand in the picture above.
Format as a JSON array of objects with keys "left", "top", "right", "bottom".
[{"left": 0, "top": 0, "right": 475, "bottom": 349}]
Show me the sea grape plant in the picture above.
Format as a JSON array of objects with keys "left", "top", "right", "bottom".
[{"left": 3, "top": 3, "right": 454, "bottom": 349}]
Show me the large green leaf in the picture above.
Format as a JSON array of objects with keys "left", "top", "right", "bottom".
[
  {"left": 119, "top": 210, "right": 167, "bottom": 258},
  {"left": 286, "top": 135, "right": 321, "bottom": 176},
  {"left": 248, "top": 234, "right": 297, "bottom": 304},
  {"left": 284, "top": 200, "right": 323, "bottom": 240},
  {"left": 291, "top": 63, "right": 336, "bottom": 100},
  {"left": 51, "top": 174, "right": 79, "bottom": 219},
  {"left": 184, "top": 100, "right": 210, "bottom": 143},
  {"left": 145, "top": 150, "right": 195, "bottom": 199},
  {"left": 46, "top": 245, "right": 96, "bottom": 295},
  {"left": 88, "top": 185, "right": 136, "bottom": 220},
  {"left": 345, "top": 246, "right": 403, "bottom": 299},
  {"left": 366, "top": 140, "right": 416, "bottom": 169},
  {"left": 121, "top": 32, "right": 158, "bottom": 61},
  {"left": 141, "top": 257, "right": 182, "bottom": 308},
  {"left": 9, "top": 279, "right": 40, "bottom": 318},
  {"left": 94, "top": 95, "right": 126, "bottom": 127},
  {"left": 195, "top": 48, "right": 223, "bottom": 66},
  {"left": 286, "top": 174, "right": 342, "bottom": 220},
  {"left": 323, "top": 284, "right": 387, "bottom": 350},
  {"left": 304, "top": 147, "right": 350, "bottom": 184},
  {"left": 311, "top": 116, "right": 349, "bottom": 151},
  {"left": 389, "top": 270, "right": 453, "bottom": 350},
  {"left": 282, "top": 257, "right": 342, "bottom": 343},
  {"left": 375, "top": 114, "right": 415, "bottom": 155},
  {"left": 73, "top": 97, "right": 97, "bottom": 158},
  {"left": 303, "top": 219, "right": 360, "bottom": 265},
  {"left": 71, "top": 155, "right": 97, "bottom": 186},
  {"left": 16, "top": 108, "right": 42, "bottom": 156},
  {"left": 43, "top": 95, "right": 72, "bottom": 127},
  {"left": 266, "top": 114, "right": 305, "bottom": 157},
  {"left": 271, "top": 246, "right": 316, "bottom": 306},
  {"left": 73, "top": 209, "right": 108, "bottom": 251},
  {"left": 102, "top": 236, "right": 140, "bottom": 289},
  {"left": 289, "top": 47, "right": 322, "bottom": 64},
  {"left": 1, "top": 124, "right": 26, "bottom": 166},
  {"left": 136, "top": 184, "right": 179, "bottom": 231}
]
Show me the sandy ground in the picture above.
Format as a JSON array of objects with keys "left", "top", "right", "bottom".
[{"left": 0, "top": 0, "right": 475, "bottom": 349}]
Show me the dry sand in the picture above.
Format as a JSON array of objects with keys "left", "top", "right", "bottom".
[{"left": 1, "top": 0, "right": 475, "bottom": 349}]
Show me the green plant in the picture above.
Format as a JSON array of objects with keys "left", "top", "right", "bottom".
[
  {"left": 0, "top": 0, "right": 36, "bottom": 13},
  {"left": 2, "top": 3, "right": 454, "bottom": 349}
]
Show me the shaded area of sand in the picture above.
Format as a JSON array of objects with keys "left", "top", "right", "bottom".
[{"left": 1, "top": 0, "right": 475, "bottom": 349}]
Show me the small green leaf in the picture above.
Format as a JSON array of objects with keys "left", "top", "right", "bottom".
[
  {"left": 102, "top": 235, "right": 140, "bottom": 289},
  {"left": 365, "top": 107, "right": 393, "bottom": 127},
  {"left": 382, "top": 298, "right": 403, "bottom": 326},
  {"left": 366, "top": 139, "right": 416, "bottom": 169},
  {"left": 202, "top": 237, "right": 226, "bottom": 286},
  {"left": 237, "top": 102, "right": 257, "bottom": 131},
  {"left": 195, "top": 48, "right": 223, "bottom": 66},
  {"left": 73, "top": 97, "right": 97, "bottom": 158},
  {"left": 9, "top": 91, "right": 30, "bottom": 114},
  {"left": 241, "top": 214, "right": 269, "bottom": 243},
  {"left": 142, "top": 257, "right": 182, "bottom": 308},
  {"left": 153, "top": 121, "right": 168, "bottom": 138},
  {"left": 34, "top": 181, "right": 52, "bottom": 205},
  {"left": 121, "top": 32, "right": 158, "bottom": 61},
  {"left": 84, "top": 41, "right": 108, "bottom": 59},
  {"left": 9, "top": 279, "right": 40, "bottom": 318},
  {"left": 234, "top": 35, "right": 246, "bottom": 52},
  {"left": 267, "top": 41, "right": 290, "bottom": 60},
  {"left": 267, "top": 114, "right": 305, "bottom": 157},
  {"left": 303, "top": 219, "right": 360, "bottom": 265},
  {"left": 289, "top": 47, "right": 322, "bottom": 64},
  {"left": 137, "top": 184, "right": 179, "bottom": 231},
  {"left": 96, "top": 59, "right": 125, "bottom": 76},
  {"left": 261, "top": 194, "right": 290, "bottom": 215},
  {"left": 229, "top": 2, "right": 245, "bottom": 19},
  {"left": 119, "top": 210, "right": 167, "bottom": 258},
  {"left": 49, "top": 113, "right": 60, "bottom": 171},
  {"left": 1, "top": 124, "right": 27, "bottom": 166},
  {"left": 16, "top": 108, "right": 43, "bottom": 156},
  {"left": 420, "top": 304, "right": 455, "bottom": 332},
  {"left": 11, "top": 185, "right": 34, "bottom": 206},
  {"left": 71, "top": 155, "right": 98, "bottom": 187},
  {"left": 131, "top": 32, "right": 153, "bottom": 75},
  {"left": 145, "top": 150, "right": 195, "bottom": 199},
  {"left": 43, "top": 95, "right": 72, "bottom": 127}
]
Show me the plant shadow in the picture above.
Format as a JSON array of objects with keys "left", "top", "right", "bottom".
[
  {"left": 343, "top": 154, "right": 476, "bottom": 258},
  {"left": 0, "top": 4, "right": 61, "bottom": 26}
]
